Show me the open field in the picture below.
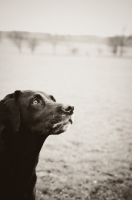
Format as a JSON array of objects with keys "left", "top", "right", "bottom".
[{"left": 0, "top": 54, "right": 132, "bottom": 199}]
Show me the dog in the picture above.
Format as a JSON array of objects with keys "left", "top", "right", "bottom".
[{"left": 0, "top": 90, "right": 74, "bottom": 200}]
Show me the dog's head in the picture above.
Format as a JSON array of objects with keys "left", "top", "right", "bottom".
[{"left": 0, "top": 90, "right": 74, "bottom": 135}]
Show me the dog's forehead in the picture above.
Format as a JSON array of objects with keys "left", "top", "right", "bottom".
[{"left": 20, "top": 90, "right": 50, "bottom": 100}]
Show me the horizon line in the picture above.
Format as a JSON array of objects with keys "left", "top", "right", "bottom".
[{"left": 0, "top": 29, "right": 130, "bottom": 37}]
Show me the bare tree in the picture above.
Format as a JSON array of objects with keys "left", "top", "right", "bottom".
[
  {"left": 28, "top": 38, "right": 39, "bottom": 54},
  {"left": 51, "top": 35, "right": 58, "bottom": 55},
  {"left": 109, "top": 27, "right": 126, "bottom": 57},
  {"left": 119, "top": 27, "right": 125, "bottom": 57},
  {"left": 126, "top": 35, "right": 132, "bottom": 47},
  {"left": 8, "top": 31, "right": 24, "bottom": 53},
  {"left": 109, "top": 36, "right": 120, "bottom": 56},
  {"left": 0, "top": 31, "right": 1, "bottom": 42},
  {"left": 97, "top": 47, "right": 103, "bottom": 56},
  {"left": 71, "top": 47, "right": 78, "bottom": 55}
]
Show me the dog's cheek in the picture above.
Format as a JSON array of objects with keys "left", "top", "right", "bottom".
[{"left": 30, "top": 115, "right": 50, "bottom": 133}]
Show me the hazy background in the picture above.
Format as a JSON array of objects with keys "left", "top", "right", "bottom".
[
  {"left": 0, "top": 0, "right": 132, "bottom": 35},
  {"left": 0, "top": 0, "right": 132, "bottom": 199}
]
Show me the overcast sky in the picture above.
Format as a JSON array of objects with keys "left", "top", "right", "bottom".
[{"left": 0, "top": 0, "right": 132, "bottom": 36}]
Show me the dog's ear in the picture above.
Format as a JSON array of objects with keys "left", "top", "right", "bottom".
[{"left": 0, "top": 90, "right": 21, "bottom": 133}]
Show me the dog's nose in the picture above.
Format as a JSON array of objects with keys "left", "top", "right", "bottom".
[{"left": 62, "top": 105, "right": 74, "bottom": 114}]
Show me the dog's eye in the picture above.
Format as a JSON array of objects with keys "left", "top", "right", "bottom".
[
  {"left": 32, "top": 99, "right": 40, "bottom": 105},
  {"left": 50, "top": 95, "right": 56, "bottom": 102}
]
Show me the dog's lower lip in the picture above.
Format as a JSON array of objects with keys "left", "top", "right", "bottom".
[
  {"left": 69, "top": 119, "right": 72, "bottom": 124},
  {"left": 53, "top": 118, "right": 72, "bottom": 128}
]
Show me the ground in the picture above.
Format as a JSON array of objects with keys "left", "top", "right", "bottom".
[{"left": 0, "top": 54, "right": 132, "bottom": 200}]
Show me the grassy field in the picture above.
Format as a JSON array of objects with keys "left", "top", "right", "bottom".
[{"left": 0, "top": 54, "right": 132, "bottom": 199}]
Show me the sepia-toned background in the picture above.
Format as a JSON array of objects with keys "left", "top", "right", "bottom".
[{"left": 0, "top": 0, "right": 132, "bottom": 199}]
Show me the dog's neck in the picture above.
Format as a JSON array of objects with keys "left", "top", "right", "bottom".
[
  {"left": 3, "top": 127, "right": 48, "bottom": 158},
  {"left": 0, "top": 127, "right": 49, "bottom": 196},
  {"left": 2, "top": 127, "right": 49, "bottom": 183}
]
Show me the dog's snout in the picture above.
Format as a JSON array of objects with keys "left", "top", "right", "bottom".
[{"left": 62, "top": 105, "right": 74, "bottom": 114}]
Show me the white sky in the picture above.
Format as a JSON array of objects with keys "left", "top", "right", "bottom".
[{"left": 0, "top": 0, "right": 132, "bottom": 36}]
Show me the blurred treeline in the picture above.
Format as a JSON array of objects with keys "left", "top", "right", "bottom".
[{"left": 0, "top": 31, "right": 132, "bottom": 57}]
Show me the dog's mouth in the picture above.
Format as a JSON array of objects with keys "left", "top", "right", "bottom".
[{"left": 52, "top": 114, "right": 74, "bottom": 134}]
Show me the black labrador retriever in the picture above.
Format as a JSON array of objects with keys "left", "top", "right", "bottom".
[{"left": 0, "top": 90, "right": 74, "bottom": 200}]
